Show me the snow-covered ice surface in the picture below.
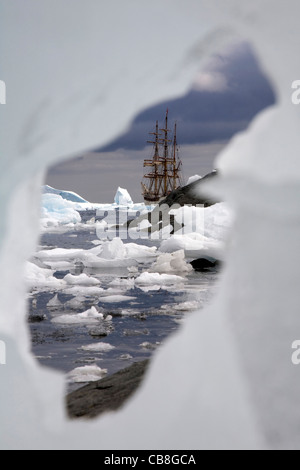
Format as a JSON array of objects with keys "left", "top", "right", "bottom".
[
  {"left": 1, "top": 0, "right": 300, "bottom": 451},
  {"left": 187, "top": 174, "right": 202, "bottom": 185}
]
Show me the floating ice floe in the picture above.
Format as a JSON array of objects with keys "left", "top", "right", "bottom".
[
  {"left": 173, "top": 301, "right": 201, "bottom": 312},
  {"left": 93, "top": 238, "right": 157, "bottom": 262},
  {"left": 36, "top": 237, "right": 157, "bottom": 270},
  {"left": 36, "top": 247, "right": 83, "bottom": 263},
  {"left": 148, "top": 250, "right": 193, "bottom": 274},
  {"left": 79, "top": 342, "right": 115, "bottom": 352},
  {"left": 135, "top": 272, "right": 185, "bottom": 287},
  {"left": 67, "top": 365, "right": 107, "bottom": 383},
  {"left": 25, "top": 262, "right": 66, "bottom": 291},
  {"left": 63, "top": 286, "right": 105, "bottom": 297},
  {"left": 99, "top": 295, "right": 137, "bottom": 304},
  {"left": 160, "top": 232, "right": 222, "bottom": 260},
  {"left": 64, "top": 297, "right": 87, "bottom": 311},
  {"left": 47, "top": 294, "right": 63, "bottom": 308},
  {"left": 139, "top": 342, "right": 161, "bottom": 350},
  {"left": 52, "top": 306, "right": 104, "bottom": 324},
  {"left": 64, "top": 273, "right": 101, "bottom": 286},
  {"left": 108, "top": 278, "right": 135, "bottom": 290}
]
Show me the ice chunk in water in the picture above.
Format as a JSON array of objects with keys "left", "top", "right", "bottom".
[
  {"left": 52, "top": 306, "right": 104, "bottom": 324},
  {"left": 64, "top": 273, "right": 100, "bottom": 286},
  {"left": 135, "top": 272, "right": 185, "bottom": 286},
  {"left": 79, "top": 343, "right": 115, "bottom": 352},
  {"left": 149, "top": 250, "right": 193, "bottom": 274}
]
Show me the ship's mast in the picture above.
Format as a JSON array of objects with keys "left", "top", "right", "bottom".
[
  {"left": 173, "top": 122, "right": 177, "bottom": 190},
  {"left": 160, "top": 109, "right": 171, "bottom": 194},
  {"left": 148, "top": 121, "right": 160, "bottom": 196},
  {"left": 142, "top": 110, "right": 183, "bottom": 203},
  {"left": 144, "top": 121, "right": 162, "bottom": 198}
]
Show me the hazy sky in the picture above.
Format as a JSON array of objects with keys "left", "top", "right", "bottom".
[{"left": 46, "top": 41, "right": 275, "bottom": 203}]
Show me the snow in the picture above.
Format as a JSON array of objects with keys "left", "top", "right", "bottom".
[
  {"left": 2, "top": 0, "right": 300, "bottom": 452},
  {"left": 187, "top": 175, "right": 202, "bottom": 185},
  {"left": 114, "top": 187, "right": 133, "bottom": 206}
]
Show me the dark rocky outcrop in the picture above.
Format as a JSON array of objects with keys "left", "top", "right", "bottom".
[
  {"left": 67, "top": 360, "right": 149, "bottom": 419},
  {"left": 159, "top": 170, "right": 219, "bottom": 208}
]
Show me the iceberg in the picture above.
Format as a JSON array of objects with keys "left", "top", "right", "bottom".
[
  {"left": 41, "top": 193, "right": 81, "bottom": 228},
  {"left": 42, "top": 185, "right": 88, "bottom": 204},
  {"left": 114, "top": 187, "right": 133, "bottom": 206}
]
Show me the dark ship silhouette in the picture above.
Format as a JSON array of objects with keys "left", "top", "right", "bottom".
[{"left": 141, "top": 110, "right": 183, "bottom": 204}]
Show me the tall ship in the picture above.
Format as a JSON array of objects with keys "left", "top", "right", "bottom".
[{"left": 141, "top": 110, "right": 183, "bottom": 204}]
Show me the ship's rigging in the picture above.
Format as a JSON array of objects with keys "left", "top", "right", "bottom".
[{"left": 141, "top": 110, "right": 183, "bottom": 203}]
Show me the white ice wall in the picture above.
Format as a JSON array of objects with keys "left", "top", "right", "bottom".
[{"left": 0, "top": 0, "right": 300, "bottom": 449}]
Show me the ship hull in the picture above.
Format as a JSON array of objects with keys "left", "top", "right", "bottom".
[{"left": 143, "top": 195, "right": 161, "bottom": 204}]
